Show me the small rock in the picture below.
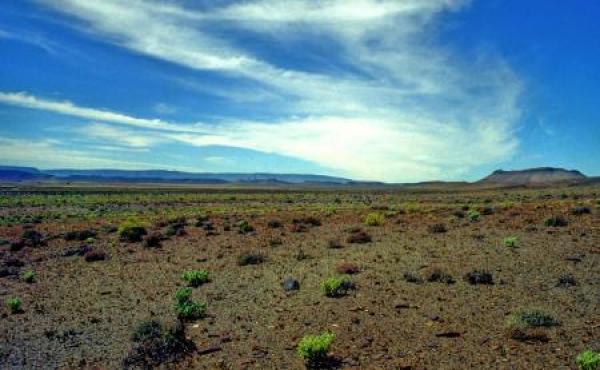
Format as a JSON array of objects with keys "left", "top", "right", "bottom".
[{"left": 283, "top": 278, "right": 300, "bottom": 292}]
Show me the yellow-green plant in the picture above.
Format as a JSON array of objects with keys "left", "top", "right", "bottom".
[
  {"left": 297, "top": 332, "right": 335, "bottom": 362},
  {"left": 363, "top": 213, "right": 384, "bottom": 226}
]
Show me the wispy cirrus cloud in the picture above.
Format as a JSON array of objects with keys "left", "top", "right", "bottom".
[{"left": 1, "top": 0, "right": 523, "bottom": 181}]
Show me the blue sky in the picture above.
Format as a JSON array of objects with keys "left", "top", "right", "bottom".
[{"left": 0, "top": 0, "right": 598, "bottom": 182}]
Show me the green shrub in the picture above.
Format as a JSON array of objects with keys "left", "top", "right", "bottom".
[
  {"left": 22, "top": 270, "right": 35, "bottom": 283},
  {"left": 7, "top": 298, "right": 22, "bottom": 313},
  {"left": 297, "top": 332, "right": 335, "bottom": 362},
  {"left": 467, "top": 210, "right": 480, "bottom": 222},
  {"left": 545, "top": 216, "right": 568, "bottom": 227},
  {"left": 576, "top": 351, "right": 600, "bottom": 370},
  {"left": 320, "top": 277, "right": 352, "bottom": 297},
  {"left": 237, "top": 220, "right": 254, "bottom": 234},
  {"left": 132, "top": 320, "right": 162, "bottom": 342},
  {"left": 508, "top": 309, "right": 559, "bottom": 328},
  {"left": 363, "top": 213, "right": 385, "bottom": 226},
  {"left": 503, "top": 236, "right": 518, "bottom": 248},
  {"left": 182, "top": 270, "right": 209, "bottom": 287},
  {"left": 118, "top": 219, "right": 148, "bottom": 242},
  {"left": 174, "top": 288, "right": 206, "bottom": 320}
]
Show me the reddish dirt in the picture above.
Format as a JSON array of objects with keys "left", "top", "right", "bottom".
[{"left": 1, "top": 186, "right": 599, "bottom": 369}]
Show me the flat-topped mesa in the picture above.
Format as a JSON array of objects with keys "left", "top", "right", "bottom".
[{"left": 479, "top": 167, "right": 586, "bottom": 186}]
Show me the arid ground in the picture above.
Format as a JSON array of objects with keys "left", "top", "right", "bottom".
[{"left": 0, "top": 184, "right": 599, "bottom": 369}]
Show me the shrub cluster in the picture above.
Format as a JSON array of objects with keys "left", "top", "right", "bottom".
[
  {"left": 545, "top": 216, "right": 568, "bottom": 227},
  {"left": 124, "top": 319, "right": 194, "bottom": 369},
  {"left": 182, "top": 270, "right": 209, "bottom": 287},
  {"left": 576, "top": 351, "right": 600, "bottom": 370},
  {"left": 297, "top": 332, "right": 335, "bottom": 363},
  {"left": 118, "top": 219, "right": 148, "bottom": 242},
  {"left": 320, "top": 277, "right": 353, "bottom": 297},
  {"left": 363, "top": 213, "right": 385, "bottom": 227},
  {"left": 238, "top": 253, "right": 265, "bottom": 266},
  {"left": 174, "top": 288, "right": 207, "bottom": 321}
]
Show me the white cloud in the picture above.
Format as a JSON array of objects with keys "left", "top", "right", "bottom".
[
  {"left": 5, "top": 0, "right": 523, "bottom": 181},
  {"left": 153, "top": 102, "right": 177, "bottom": 115},
  {"left": 80, "top": 122, "right": 164, "bottom": 148},
  {"left": 0, "top": 137, "right": 160, "bottom": 169}
]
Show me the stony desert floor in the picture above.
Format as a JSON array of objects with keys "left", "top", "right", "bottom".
[{"left": 0, "top": 185, "right": 599, "bottom": 369}]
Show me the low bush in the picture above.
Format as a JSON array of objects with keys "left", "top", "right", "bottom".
[
  {"left": 118, "top": 219, "right": 148, "bottom": 242},
  {"left": 503, "top": 236, "right": 518, "bottom": 247},
  {"left": 297, "top": 332, "right": 335, "bottom": 364},
  {"left": 182, "top": 270, "right": 209, "bottom": 287},
  {"left": 506, "top": 309, "right": 558, "bottom": 342},
  {"left": 464, "top": 270, "right": 494, "bottom": 285},
  {"left": 508, "top": 309, "right": 559, "bottom": 328},
  {"left": 467, "top": 210, "right": 480, "bottom": 222},
  {"left": 237, "top": 220, "right": 254, "bottom": 234},
  {"left": 143, "top": 232, "right": 163, "bottom": 248},
  {"left": 64, "top": 229, "right": 97, "bottom": 241},
  {"left": 572, "top": 206, "right": 591, "bottom": 216},
  {"left": 428, "top": 223, "right": 447, "bottom": 233},
  {"left": 364, "top": 213, "right": 385, "bottom": 226},
  {"left": 84, "top": 249, "right": 107, "bottom": 262},
  {"left": 425, "top": 267, "right": 455, "bottom": 284},
  {"left": 576, "top": 351, "right": 600, "bottom": 370},
  {"left": 545, "top": 216, "right": 568, "bottom": 227},
  {"left": 403, "top": 272, "right": 423, "bottom": 284},
  {"left": 174, "top": 288, "right": 207, "bottom": 321},
  {"left": 7, "top": 297, "right": 22, "bottom": 313},
  {"left": 292, "top": 216, "right": 321, "bottom": 227},
  {"left": 346, "top": 230, "right": 372, "bottom": 244},
  {"left": 557, "top": 274, "right": 577, "bottom": 287},
  {"left": 238, "top": 253, "right": 265, "bottom": 266},
  {"left": 22, "top": 270, "right": 35, "bottom": 283},
  {"left": 321, "top": 277, "right": 353, "bottom": 297},
  {"left": 21, "top": 230, "right": 44, "bottom": 248},
  {"left": 267, "top": 219, "right": 283, "bottom": 228},
  {"left": 336, "top": 262, "right": 360, "bottom": 275},
  {"left": 124, "top": 319, "right": 195, "bottom": 369}
]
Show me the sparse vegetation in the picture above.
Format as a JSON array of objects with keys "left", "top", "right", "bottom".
[
  {"left": 182, "top": 269, "right": 209, "bottom": 287},
  {"left": 320, "top": 277, "right": 353, "bottom": 297},
  {"left": 7, "top": 297, "right": 22, "bottom": 313},
  {"left": 545, "top": 215, "right": 568, "bottom": 227},
  {"left": 118, "top": 219, "right": 148, "bottom": 242},
  {"left": 124, "top": 319, "right": 194, "bottom": 368},
  {"left": 364, "top": 212, "right": 385, "bottom": 226},
  {"left": 465, "top": 270, "right": 494, "bottom": 285},
  {"left": 22, "top": 270, "right": 35, "bottom": 283},
  {"left": 297, "top": 332, "right": 335, "bottom": 363},
  {"left": 238, "top": 253, "right": 265, "bottom": 266},
  {"left": 237, "top": 220, "right": 254, "bottom": 234},
  {"left": 346, "top": 229, "right": 372, "bottom": 244},
  {"left": 576, "top": 351, "right": 600, "bottom": 370},
  {"left": 428, "top": 223, "right": 447, "bottom": 233},
  {"left": 174, "top": 288, "right": 207, "bottom": 320},
  {"left": 467, "top": 210, "right": 480, "bottom": 222},
  {"left": 503, "top": 236, "right": 518, "bottom": 247}
]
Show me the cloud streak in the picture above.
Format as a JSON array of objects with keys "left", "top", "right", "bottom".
[{"left": 2, "top": 0, "right": 523, "bottom": 181}]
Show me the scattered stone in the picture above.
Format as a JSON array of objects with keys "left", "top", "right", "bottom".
[{"left": 283, "top": 278, "right": 300, "bottom": 292}]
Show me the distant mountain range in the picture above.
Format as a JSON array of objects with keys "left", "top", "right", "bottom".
[
  {"left": 0, "top": 165, "right": 596, "bottom": 187},
  {"left": 0, "top": 166, "right": 356, "bottom": 185}
]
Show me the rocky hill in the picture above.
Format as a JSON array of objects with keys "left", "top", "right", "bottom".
[{"left": 478, "top": 167, "right": 587, "bottom": 186}]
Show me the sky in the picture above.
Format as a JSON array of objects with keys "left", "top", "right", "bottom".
[{"left": 0, "top": 0, "right": 599, "bottom": 182}]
